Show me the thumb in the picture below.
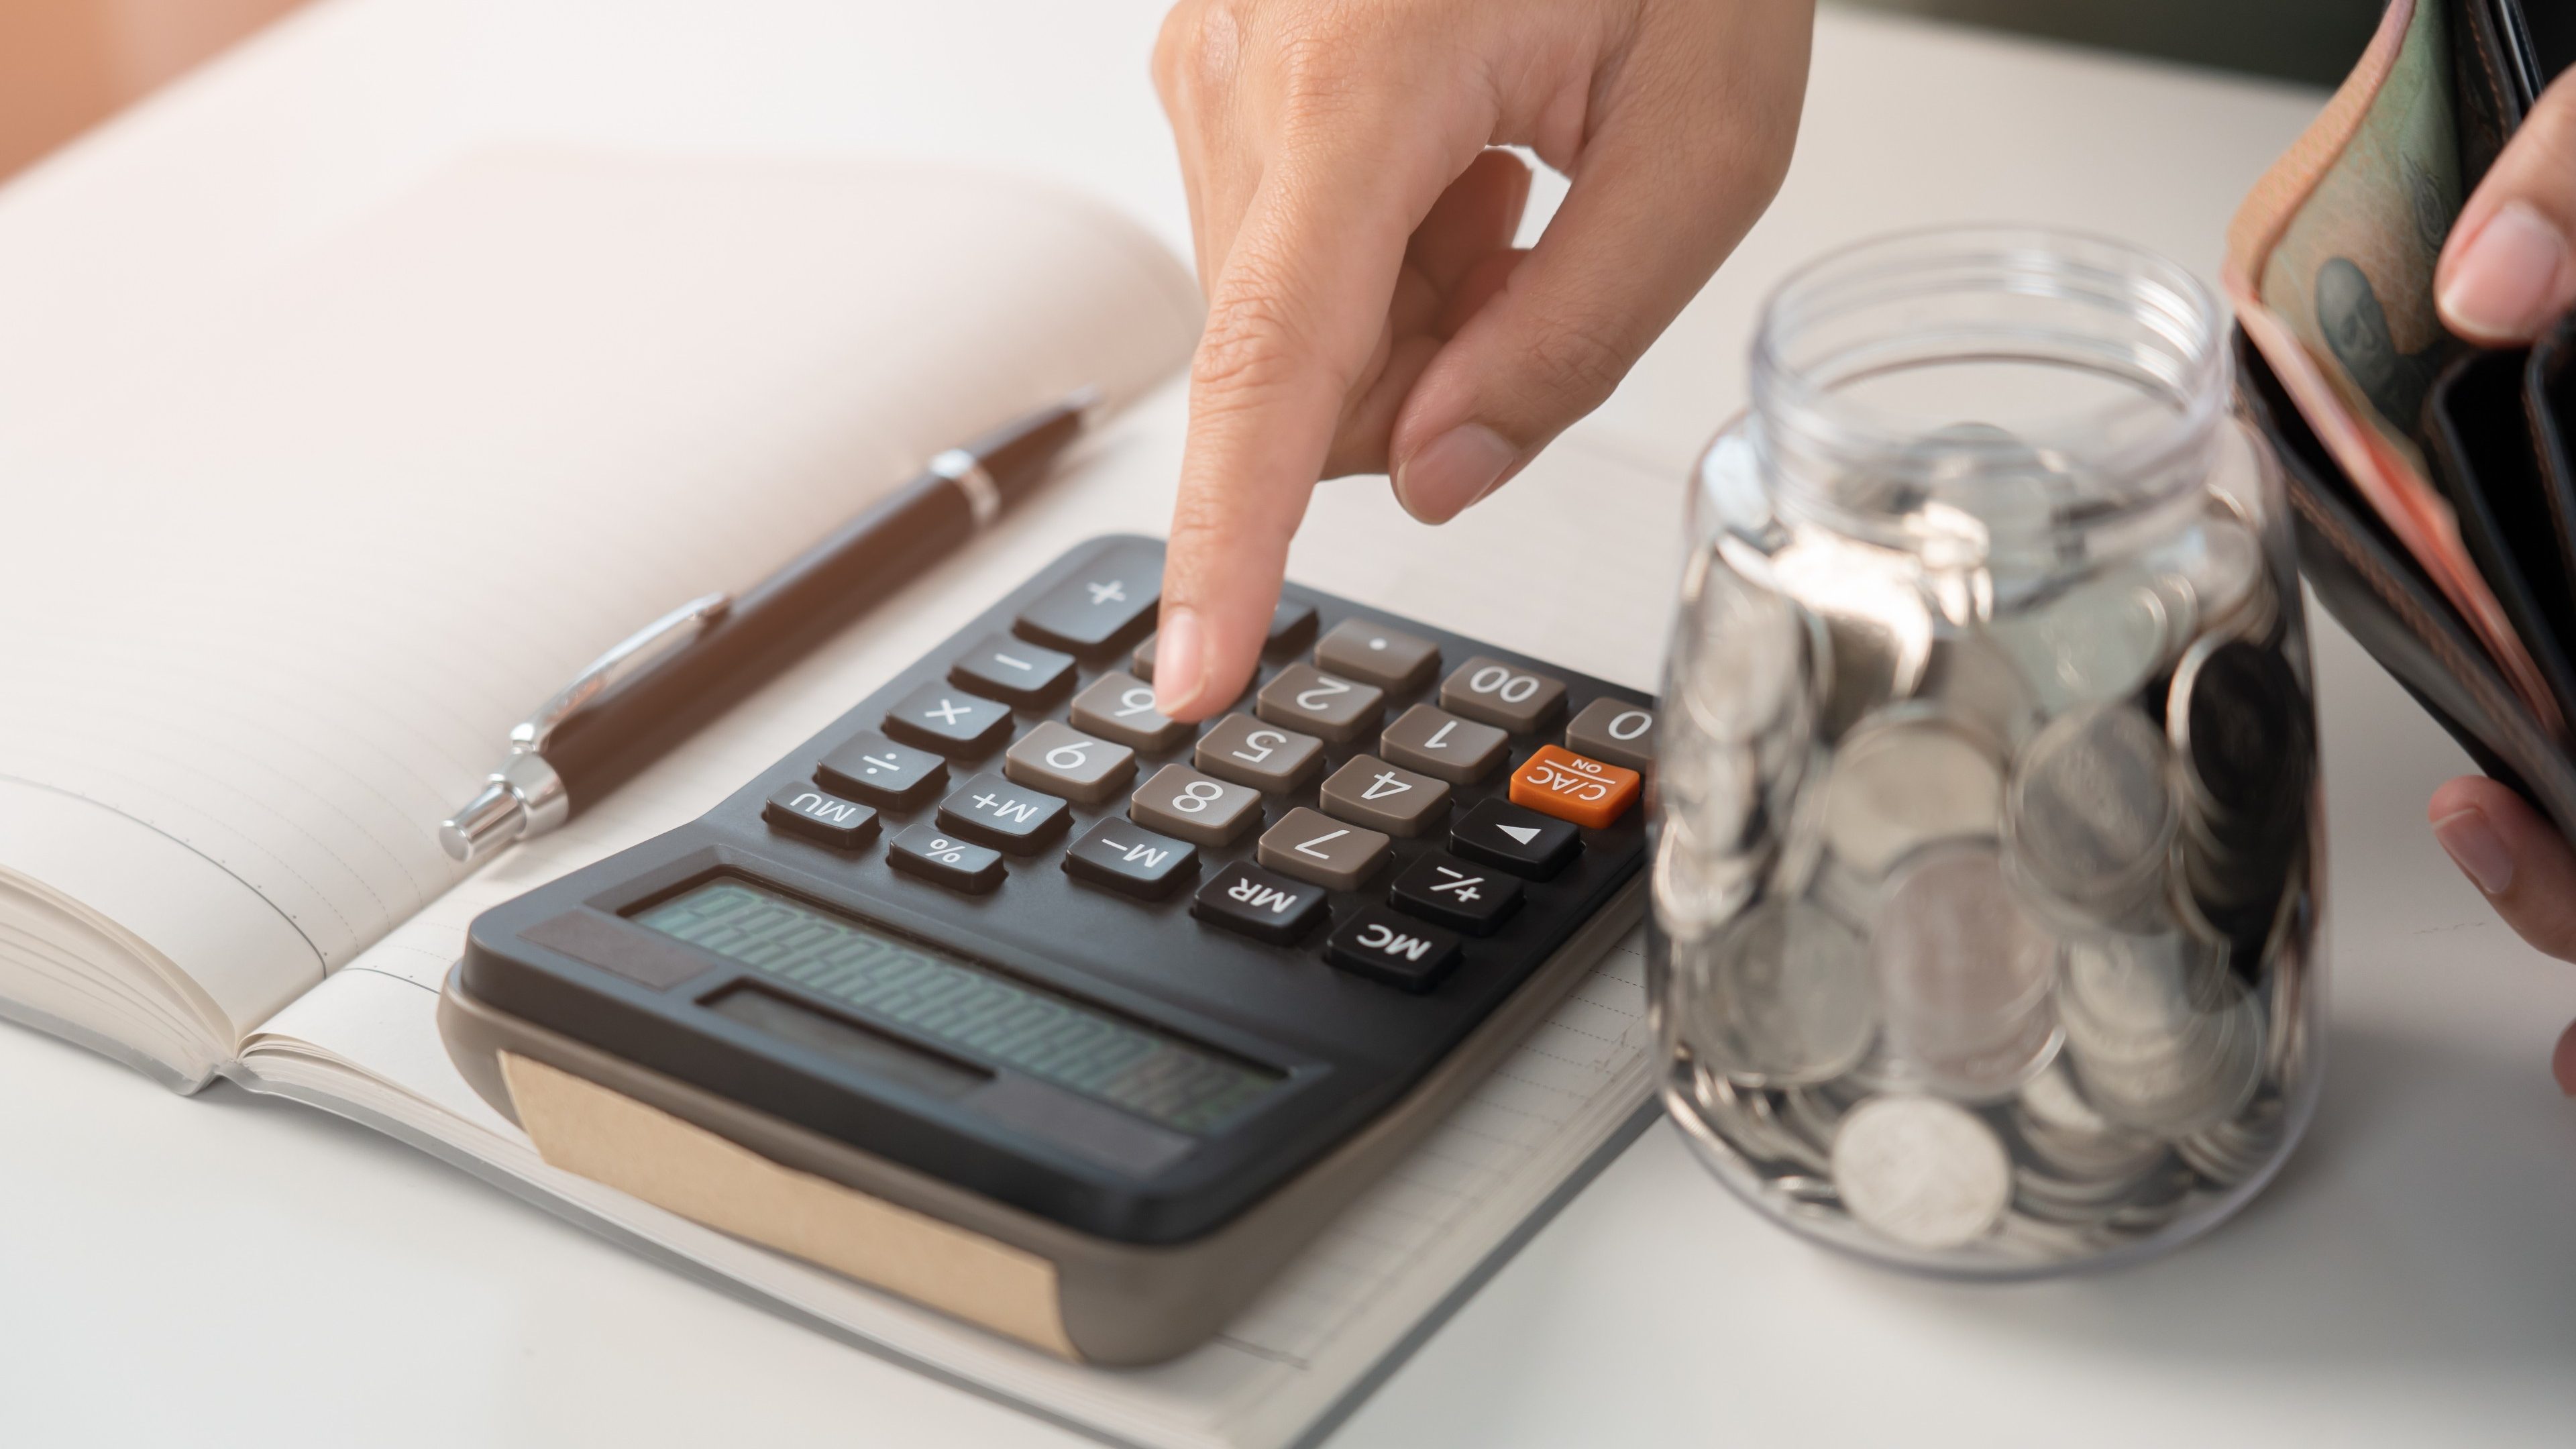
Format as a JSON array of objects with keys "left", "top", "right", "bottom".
[
  {"left": 2428, "top": 774, "right": 2576, "bottom": 962},
  {"left": 2437, "top": 66, "right": 2576, "bottom": 343},
  {"left": 1388, "top": 32, "right": 1807, "bottom": 522}
]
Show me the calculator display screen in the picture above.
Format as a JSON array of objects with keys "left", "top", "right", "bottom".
[{"left": 632, "top": 879, "right": 1281, "bottom": 1134}]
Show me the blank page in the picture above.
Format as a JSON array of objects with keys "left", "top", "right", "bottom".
[{"left": 0, "top": 145, "right": 1199, "bottom": 1037}]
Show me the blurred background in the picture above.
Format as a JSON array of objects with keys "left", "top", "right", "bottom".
[{"left": 0, "top": 0, "right": 2384, "bottom": 186}]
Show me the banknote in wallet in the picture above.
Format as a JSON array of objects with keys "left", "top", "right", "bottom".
[{"left": 2231, "top": 0, "right": 2576, "bottom": 833}]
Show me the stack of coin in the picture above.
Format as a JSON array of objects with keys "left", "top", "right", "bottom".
[{"left": 1654, "top": 483, "right": 2320, "bottom": 1272}]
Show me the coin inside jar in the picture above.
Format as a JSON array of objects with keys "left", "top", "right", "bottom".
[
  {"left": 1871, "top": 843, "right": 2063, "bottom": 1099},
  {"left": 1830, "top": 1094, "right": 2013, "bottom": 1250},
  {"left": 2167, "top": 635, "right": 2308, "bottom": 833},
  {"left": 1821, "top": 714, "right": 2004, "bottom": 877},
  {"left": 1689, "top": 896, "right": 1878, "bottom": 1085},
  {"left": 1992, "top": 567, "right": 2176, "bottom": 711},
  {"left": 2005, "top": 702, "right": 2177, "bottom": 925}
]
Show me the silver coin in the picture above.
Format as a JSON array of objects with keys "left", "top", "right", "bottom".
[
  {"left": 1916, "top": 627, "right": 2047, "bottom": 755},
  {"left": 2063, "top": 972, "right": 2265, "bottom": 1136},
  {"left": 1672, "top": 552, "right": 1808, "bottom": 746},
  {"left": 1872, "top": 843, "right": 2063, "bottom": 1099},
  {"left": 2057, "top": 930, "right": 2231, "bottom": 1051},
  {"left": 2143, "top": 495, "right": 2271, "bottom": 641},
  {"left": 2012, "top": 1060, "right": 2171, "bottom": 1180},
  {"left": 1650, "top": 816, "right": 1764, "bottom": 941},
  {"left": 1822, "top": 712, "right": 2004, "bottom": 877},
  {"left": 1683, "top": 897, "right": 1878, "bottom": 1086},
  {"left": 2167, "top": 634, "right": 2308, "bottom": 835},
  {"left": 1993, "top": 568, "right": 2176, "bottom": 711},
  {"left": 2005, "top": 702, "right": 2177, "bottom": 925},
  {"left": 1766, "top": 526, "right": 1933, "bottom": 738},
  {"left": 1684, "top": 1067, "right": 1829, "bottom": 1175},
  {"left": 1831, "top": 1094, "right": 2014, "bottom": 1250}
]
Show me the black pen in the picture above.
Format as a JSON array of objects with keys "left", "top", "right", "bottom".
[{"left": 439, "top": 389, "right": 1099, "bottom": 863}]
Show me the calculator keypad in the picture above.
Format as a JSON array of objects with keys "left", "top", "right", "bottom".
[
  {"left": 768, "top": 547, "right": 1646, "bottom": 990},
  {"left": 1318, "top": 754, "right": 1451, "bottom": 837},
  {"left": 1509, "top": 744, "right": 1640, "bottom": 829},
  {"left": 936, "top": 772, "right": 1071, "bottom": 853},
  {"left": 1195, "top": 714, "right": 1324, "bottom": 794},
  {"left": 1003, "top": 720, "right": 1136, "bottom": 804},
  {"left": 1256, "top": 663, "right": 1385, "bottom": 744},
  {"left": 886, "top": 823, "right": 1006, "bottom": 893},
  {"left": 1324, "top": 906, "right": 1462, "bottom": 992},
  {"left": 1014, "top": 566, "right": 1159, "bottom": 657},
  {"left": 1264, "top": 598, "right": 1320, "bottom": 658},
  {"left": 1063, "top": 819, "right": 1199, "bottom": 900},
  {"left": 814, "top": 730, "right": 947, "bottom": 810},
  {"left": 1312, "top": 617, "right": 1440, "bottom": 692},
  {"left": 1564, "top": 698, "right": 1657, "bottom": 775},
  {"left": 1130, "top": 763, "right": 1265, "bottom": 846},
  {"left": 949, "top": 632, "right": 1077, "bottom": 710},
  {"left": 1377, "top": 703, "right": 1507, "bottom": 784},
  {"left": 1388, "top": 852, "right": 1521, "bottom": 936},
  {"left": 1258, "top": 806, "right": 1392, "bottom": 891},
  {"left": 763, "top": 783, "right": 880, "bottom": 850},
  {"left": 885, "top": 682, "right": 1014, "bottom": 756},
  {"left": 1439, "top": 656, "right": 1568, "bottom": 733},
  {"left": 1069, "top": 672, "right": 1192, "bottom": 753},
  {"left": 1450, "top": 798, "right": 1580, "bottom": 879},
  {"left": 1191, "top": 861, "right": 1329, "bottom": 944}
]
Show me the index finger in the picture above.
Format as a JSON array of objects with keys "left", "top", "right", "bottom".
[{"left": 1154, "top": 128, "right": 1462, "bottom": 720}]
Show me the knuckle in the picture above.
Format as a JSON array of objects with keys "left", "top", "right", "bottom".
[
  {"left": 1152, "top": 0, "right": 1240, "bottom": 114},
  {"left": 1189, "top": 284, "right": 1316, "bottom": 403},
  {"left": 1516, "top": 317, "right": 1633, "bottom": 411}
]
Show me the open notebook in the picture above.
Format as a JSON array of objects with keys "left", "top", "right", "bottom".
[{"left": 0, "top": 146, "right": 1660, "bottom": 1449}]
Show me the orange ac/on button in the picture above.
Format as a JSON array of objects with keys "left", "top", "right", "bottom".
[{"left": 1508, "top": 744, "right": 1640, "bottom": 828}]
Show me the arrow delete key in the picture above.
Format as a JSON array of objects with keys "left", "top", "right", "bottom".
[{"left": 1450, "top": 798, "right": 1581, "bottom": 879}]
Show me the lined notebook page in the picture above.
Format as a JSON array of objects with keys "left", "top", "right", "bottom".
[{"left": 0, "top": 146, "right": 1197, "bottom": 1036}]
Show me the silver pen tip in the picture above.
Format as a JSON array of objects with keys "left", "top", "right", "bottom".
[{"left": 440, "top": 782, "right": 527, "bottom": 863}]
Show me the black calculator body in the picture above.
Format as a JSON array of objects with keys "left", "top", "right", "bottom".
[{"left": 441, "top": 536, "right": 1652, "bottom": 1363}]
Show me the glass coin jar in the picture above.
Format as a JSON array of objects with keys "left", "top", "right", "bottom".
[{"left": 1650, "top": 227, "right": 2322, "bottom": 1275}]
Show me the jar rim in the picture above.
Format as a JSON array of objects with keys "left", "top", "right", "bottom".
[{"left": 1748, "top": 223, "right": 2228, "bottom": 549}]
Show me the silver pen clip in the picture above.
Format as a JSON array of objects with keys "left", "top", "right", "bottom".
[{"left": 440, "top": 591, "right": 731, "bottom": 864}]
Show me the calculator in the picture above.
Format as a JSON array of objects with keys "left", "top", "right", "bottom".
[{"left": 439, "top": 536, "right": 1656, "bottom": 1364}]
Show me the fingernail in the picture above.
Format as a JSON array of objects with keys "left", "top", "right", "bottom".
[
  {"left": 1394, "top": 424, "right": 1516, "bottom": 523},
  {"left": 2434, "top": 806, "right": 2516, "bottom": 896},
  {"left": 2439, "top": 201, "right": 2573, "bottom": 341},
  {"left": 1152, "top": 606, "right": 1203, "bottom": 716}
]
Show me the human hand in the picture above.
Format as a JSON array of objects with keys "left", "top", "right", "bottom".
[
  {"left": 2425, "top": 69, "right": 2576, "bottom": 1091},
  {"left": 2435, "top": 66, "right": 2576, "bottom": 343},
  {"left": 1146, "top": 0, "right": 1815, "bottom": 718}
]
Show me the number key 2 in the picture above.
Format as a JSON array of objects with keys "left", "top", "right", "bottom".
[{"left": 1508, "top": 744, "right": 1641, "bottom": 828}]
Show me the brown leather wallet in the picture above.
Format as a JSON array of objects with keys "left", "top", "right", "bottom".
[{"left": 2246, "top": 0, "right": 2576, "bottom": 833}]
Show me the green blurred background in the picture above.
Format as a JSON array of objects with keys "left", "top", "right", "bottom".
[{"left": 1841, "top": 0, "right": 2382, "bottom": 85}]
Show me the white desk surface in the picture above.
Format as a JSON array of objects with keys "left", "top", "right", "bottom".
[{"left": 4, "top": 3, "right": 2573, "bottom": 1445}]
